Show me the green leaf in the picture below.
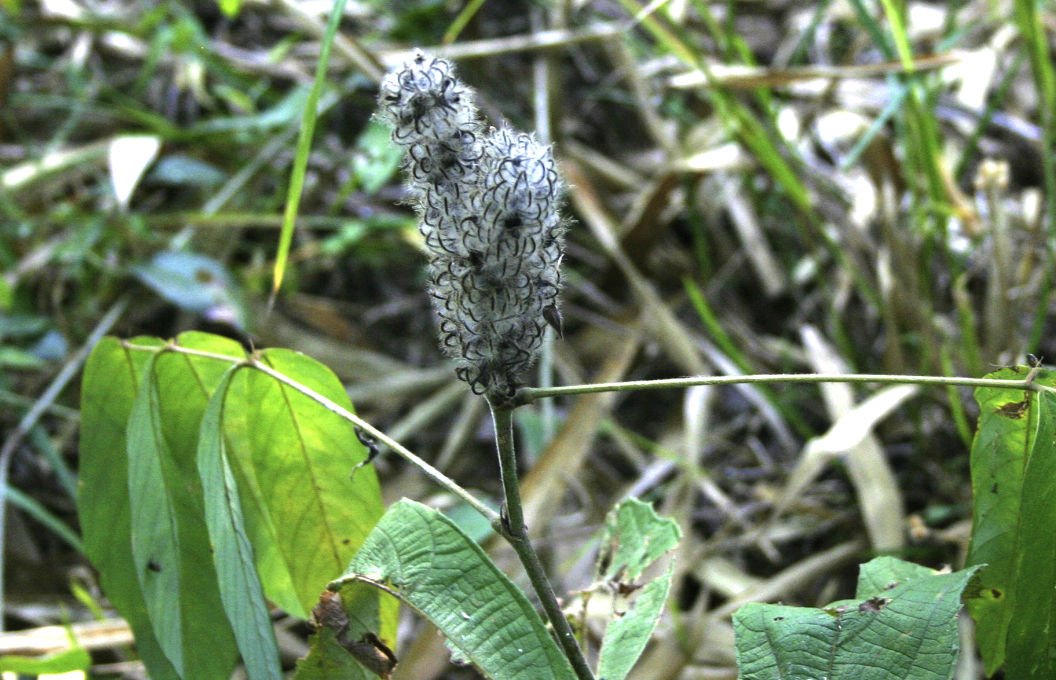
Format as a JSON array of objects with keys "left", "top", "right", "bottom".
[
  {"left": 127, "top": 335, "right": 243, "bottom": 678},
  {"left": 967, "top": 367, "right": 1056, "bottom": 675},
  {"left": 0, "top": 627, "right": 90, "bottom": 674},
  {"left": 0, "top": 648, "right": 91, "bottom": 674},
  {"left": 293, "top": 582, "right": 399, "bottom": 680},
  {"left": 593, "top": 499, "right": 681, "bottom": 680},
  {"left": 127, "top": 351, "right": 188, "bottom": 674},
  {"left": 222, "top": 348, "right": 384, "bottom": 618},
  {"left": 294, "top": 628, "right": 370, "bottom": 680},
  {"left": 79, "top": 336, "right": 179, "bottom": 680},
  {"left": 81, "top": 334, "right": 387, "bottom": 677},
  {"left": 197, "top": 365, "right": 282, "bottom": 680},
  {"left": 965, "top": 367, "right": 1056, "bottom": 677},
  {"left": 734, "top": 557, "right": 980, "bottom": 680},
  {"left": 333, "top": 499, "right": 577, "bottom": 680},
  {"left": 595, "top": 498, "right": 681, "bottom": 583}
]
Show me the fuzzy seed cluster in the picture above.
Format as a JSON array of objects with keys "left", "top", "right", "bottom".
[{"left": 377, "top": 52, "right": 565, "bottom": 401}]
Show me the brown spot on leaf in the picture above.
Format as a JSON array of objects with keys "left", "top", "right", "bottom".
[
  {"left": 311, "top": 591, "right": 398, "bottom": 679},
  {"left": 859, "top": 596, "right": 890, "bottom": 612},
  {"left": 996, "top": 399, "right": 1030, "bottom": 419}
]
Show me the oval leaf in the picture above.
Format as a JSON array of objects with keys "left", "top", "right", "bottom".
[
  {"left": 334, "top": 499, "right": 576, "bottom": 680},
  {"left": 221, "top": 348, "right": 384, "bottom": 617}
]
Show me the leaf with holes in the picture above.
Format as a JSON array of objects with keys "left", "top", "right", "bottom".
[
  {"left": 734, "top": 557, "right": 980, "bottom": 680},
  {"left": 592, "top": 499, "right": 680, "bottom": 680},
  {"left": 965, "top": 366, "right": 1056, "bottom": 677}
]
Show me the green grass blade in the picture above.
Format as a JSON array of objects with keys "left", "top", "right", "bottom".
[
  {"left": 272, "top": 0, "right": 349, "bottom": 300},
  {"left": 615, "top": 0, "right": 814, "bottom": 218},
  {"left": 0, "top": 646, "right": 90, "bottom": 675},
  {"left": 6, "top": 485, "right": 83, "bottom": 554},
  {"left": 334, "top": 499, "right": 577, "bottom": 680},
  {"left": 442, "top": 0, "right": 489, "bottom": 45},
  {"left": 198, "top": 365, "right": 283, "bottom": 680},
  {"left": 1013, "top": 0, "right": 1056, "bottom": 252}
]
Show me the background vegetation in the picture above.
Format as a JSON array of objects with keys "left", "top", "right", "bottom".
[{"left": 2, "top": 0, "right": 1054, "bottom": 677}]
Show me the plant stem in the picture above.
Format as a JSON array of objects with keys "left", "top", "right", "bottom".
[
  {"left": 489, "top": 402, "right": 596, "bottom": 680},
  {"left": 513, "top": 372, "right": 1043, "bottom": 405}
]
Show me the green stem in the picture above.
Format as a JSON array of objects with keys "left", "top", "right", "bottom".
[
  {"left": 513, "top": 373, "right": 1042, "bottom": 405},
  {"left": 489, "top": 402, "right": 596, "bottom": 680}
]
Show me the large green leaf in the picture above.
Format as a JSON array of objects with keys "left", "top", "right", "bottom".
[
  {"left": 82, "top": 334, "right": 388, "bottom": 675},
  {"left": 332, "top": 499, "right": 577, "bottom": 680},
  {"left": 593, "top": 499, "right": 681, "bottom": 680},
  {"left": 126, "top": 334, "right": 243, "bottom": 678},
  {"left": 80, "top": 336, "right": 178, "bottom": 680},
  {"left": 734, "top": 557, "right": 980, "bottom": 680},
  {"left": 221, "top": 348, "right": 384, "bottom": 618},
  {"left": 965, "top": 367, "right": 1056, "bottom": 677},
  {"left": 197, "top": 365, "right": 282, "bottom": 680}
]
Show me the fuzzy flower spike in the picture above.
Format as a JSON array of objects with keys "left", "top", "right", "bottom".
[{"left": 377, "top": 51, "right": 565, "bottom": 402}]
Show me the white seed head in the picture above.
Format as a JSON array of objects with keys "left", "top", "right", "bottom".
[{"left": 378, "top": 52, "right": 566, "bottom": 402}]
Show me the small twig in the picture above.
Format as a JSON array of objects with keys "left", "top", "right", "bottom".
[
  {"left": 489, "top": 402, "right": 596, "bottom": 680},
  {"left": 513, "top": 373, "right": 1041, "bottom": 406}
]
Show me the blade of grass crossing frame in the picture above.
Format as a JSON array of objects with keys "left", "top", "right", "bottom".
[
  {"left": 845, "top": 0, "right": 895, "bottom": 59},
  {"left": 852, "top": 0, "right": 948, "bottom": 234},
  {"left": 272, "top": 0, "right": 349, "bottom": 302}
]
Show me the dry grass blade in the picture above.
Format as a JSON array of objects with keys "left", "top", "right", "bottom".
[
  {"left": 767, "top": 327, "right": 912, "bottom": 551},
  {"left": 0, "top": 619, "right": 134, "bottom": 655},
  {"left": 563, "top": 158, "right": 707, "bottom": 375},
  {"left": 708, "top": 538, "right": 866, "bottom": 619},
  {"left": 800, "top": 326, "right": 907, "bottom": 551},
  {"left": 720, "top": 179, "right": 786, "bottom": 298},
  {"left": 668, "top": 51, "right": 969, "bottom": 90}
]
